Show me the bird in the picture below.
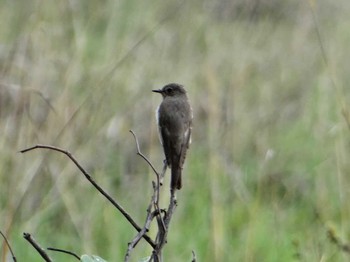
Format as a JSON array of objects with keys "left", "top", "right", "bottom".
[{"left": 152, "top": 83, "right": 193, "bottom": 191}]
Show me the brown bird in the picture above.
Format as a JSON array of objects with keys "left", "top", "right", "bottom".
[{"left": 153, "top": 83, "right": 193, "bottom": 191}]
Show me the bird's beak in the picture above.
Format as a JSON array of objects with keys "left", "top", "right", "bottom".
[{"left": 152, "top": 89, "right": 162, "bottom": 93}]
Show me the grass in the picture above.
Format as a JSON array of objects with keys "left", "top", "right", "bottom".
[{"left": 1, "top": 0, "right": 350, "bottom": 261}]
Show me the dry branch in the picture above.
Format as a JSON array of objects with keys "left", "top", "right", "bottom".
[
  {"left": 23, "top": 233, "right": 52, "bottom": 262},
  {"left": 20, "top": 144, "right": 155, "bottom": 248},
  {"left": 128, "top": 131, "right": 178, "bottom": 262}
]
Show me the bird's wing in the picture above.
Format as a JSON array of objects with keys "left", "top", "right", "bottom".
[
  {"left": 179, "top": 121, "right": 192, "bottom": 169},
  {"left": 159, "top": 125, "right": 172, "bottom": 166}
]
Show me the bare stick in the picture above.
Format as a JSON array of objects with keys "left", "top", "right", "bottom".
[
  {"left": 20, "top": 144, "right": 156, "bottom": 248},
  {"left": 23, "top": 233, "right": 52, "bottom": 262},
  {"left": 0, "top": 230, "right": 17, "bottom": 262},
  {"left": 47, "top": 247, "right": 80, "bottom": 260}
]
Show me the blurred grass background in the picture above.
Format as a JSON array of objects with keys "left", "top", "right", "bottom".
[{"left": 1, "top": 0, "right": 350, "bottom": 261}]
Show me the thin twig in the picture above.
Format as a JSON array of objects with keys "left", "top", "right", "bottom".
[
  {"left": 129, "top": 130, "right": 160, "bottom": 176},
  {"left": 0, "top": 230, "right": 17, "bottom": 262},
  {"left": 47, "top": 247, "right": 80, "bottom": 260},
  {"left": 23, "top": 233, "right": 52, "bottom": 262},
  {"left": 20, "top": 144, "right": 156, "bottom": 248}
]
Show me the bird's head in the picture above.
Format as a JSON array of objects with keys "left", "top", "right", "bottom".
[{"left": 152, "top": 83, "right": 186, "bottom": 98}]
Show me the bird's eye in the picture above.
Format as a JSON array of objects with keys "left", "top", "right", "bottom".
[{"left": 166, "top": 87, "right": 173, "bottom": 95}]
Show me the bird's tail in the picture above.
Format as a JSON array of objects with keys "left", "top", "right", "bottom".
[{"left": 171, "top": 165, "right": 182, "bottom": 190}]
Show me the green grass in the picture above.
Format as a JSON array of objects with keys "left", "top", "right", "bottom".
[{"left": 1, "top": 0, "right": 350, "bottom": 261}]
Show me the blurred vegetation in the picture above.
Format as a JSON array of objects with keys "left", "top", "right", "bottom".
[{"left": 1, "top": 0, "right": 350, "bottom": 261}]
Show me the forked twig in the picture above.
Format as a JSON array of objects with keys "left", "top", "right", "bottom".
[
  {"left": 129, "top": 130, "right": 178, "bottom": 262},
  {"left": 125, "top": 131, "right": 167, "bottom": 261},
  {"left": 129, "top": 130, "right": 165, "bottom": 227}
]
